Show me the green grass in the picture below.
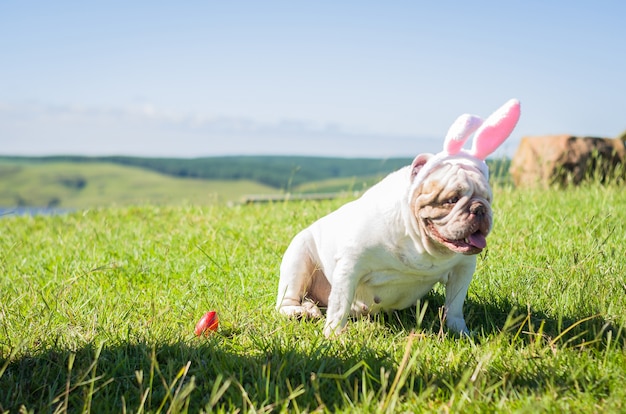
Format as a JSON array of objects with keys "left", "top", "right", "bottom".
[
  {"left": 1, "top": 185, "right": 625, "bottom": 412},
  {"left": 0, "top": 161, "right": 276, "bottom": 208}
]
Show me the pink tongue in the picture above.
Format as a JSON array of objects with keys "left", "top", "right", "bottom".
[{"left": 469, "top": 233, "right": 487, "bottom": 249}]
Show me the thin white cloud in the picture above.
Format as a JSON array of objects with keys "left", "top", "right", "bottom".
[{"left": 0, "top": 102, "right": 447, "bottom": 158}]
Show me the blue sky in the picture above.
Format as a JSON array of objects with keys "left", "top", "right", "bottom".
[{"left": 1, "top": 1, "right": 625, "bottom": 158}]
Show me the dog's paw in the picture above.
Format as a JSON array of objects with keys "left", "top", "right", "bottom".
[
  {"left": 323, "top": 321, "right": 342, "bottom": 338},
  {"left": 323, "top": 314, "right": 349, "bottom": 338},
  {"left": 278, "top": 300, "right": 323, "bottom": 319},
  {"left": 446, "top": 316, "right": 470, "bottom": 337}
]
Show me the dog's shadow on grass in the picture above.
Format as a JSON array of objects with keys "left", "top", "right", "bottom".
[
  {"left": 1, "top": 297, "right": 622, "bottom": 412},
  {"left": 0, "top": 333, "right": 401, "bottom": 412},
  {"left": 382, "top": 290, "right": 621, "bottom": 347}
]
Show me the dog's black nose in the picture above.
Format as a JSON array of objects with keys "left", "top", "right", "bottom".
[{"left": 470, "top": 202, "right": 486, "bottom": 216}]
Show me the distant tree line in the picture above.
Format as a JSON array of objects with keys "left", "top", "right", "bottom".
[{"left": 0, "top": 155, "right": 510, "bottom": 189}]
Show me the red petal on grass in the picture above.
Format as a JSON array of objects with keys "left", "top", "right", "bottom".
[{"left": 194, "top": 311, "right": 219, "bottom": 336}]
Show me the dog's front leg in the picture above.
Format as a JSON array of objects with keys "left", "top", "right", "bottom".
[
  {"left": 323, "top": 260, "right": 359, "bottom": 338},
  {"left": 443, "top": 259, "right": 476, "bottom": 335}
]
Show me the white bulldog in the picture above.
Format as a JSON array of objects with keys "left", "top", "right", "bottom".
[{"left": 276, "top": 99, "right": 521, "bottom": 337}]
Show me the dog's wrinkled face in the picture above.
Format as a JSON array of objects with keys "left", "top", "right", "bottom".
[{"left": 411, "top": 155, "right": 493, "bottom": 256}]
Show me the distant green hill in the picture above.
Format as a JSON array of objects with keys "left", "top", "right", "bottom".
[
  {"left": 0, "top": 156, "right": 511, "bottom": 208},
  {"left": 0, "top": 155, "right": 412, "bottom": 189},
  {"left": 0, "top": 155, "right": 510, "bottom": 190},
  {"left": 0, "top": 161, "right": 276, "bottom": 208}
]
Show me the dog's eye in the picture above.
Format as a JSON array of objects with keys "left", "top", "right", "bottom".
[{"left": 444, "top": 196, "right": 459, "bottom": 205}]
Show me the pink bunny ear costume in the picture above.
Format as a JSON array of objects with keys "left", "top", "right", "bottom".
[{"left": 413, "top": 99, "right": 521, "bottom": 185}]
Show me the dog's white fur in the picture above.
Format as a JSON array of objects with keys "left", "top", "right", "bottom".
[{"left": 276, "top": 154, "right": 493, "bottom": 337}]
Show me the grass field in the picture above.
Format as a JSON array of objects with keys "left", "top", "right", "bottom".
[{"left": 1, "top": 184, "right": 625, "bottom": 412}]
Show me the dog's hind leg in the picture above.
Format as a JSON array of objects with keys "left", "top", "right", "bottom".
[{"left": 276, "top": 231, "right": 324, "bottom": 319}]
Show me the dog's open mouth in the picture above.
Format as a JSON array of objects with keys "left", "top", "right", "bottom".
[{"left": 426, "top": 221, "right": 486, "bottom": 255}]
